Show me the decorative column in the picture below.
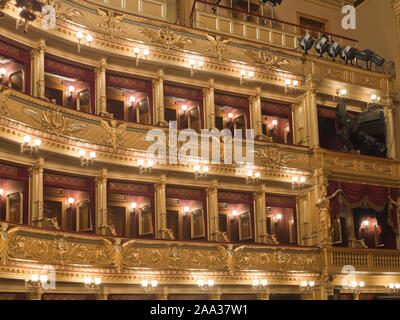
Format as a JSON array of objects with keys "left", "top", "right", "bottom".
[
  {"left": 27, "top": 287, "right": 42, "bottom": 300},
  {"left": 155, "top": 175, "right": 171, "bottom": 239},
  {"left": 207, "top": 180, "right": 223, "bottom": 241},
  {"left": 305, "top": 75, "right": 320, "bottom": 149},
  {"left": 29, "top": 158, "right": 44, "bottom": 227},
  {"left": 96, "top": 169, "right": 109, "bottom": 235},
  {"left": 209, "top": 288, "right": 222, "bottom": 300},
  {"left": 31, "top": 40, "right": 46, "bottom": 98},
  {"left": 249, "top": 87, "right": 262, "bottom": 138},
  {"left": 156, "top": 287, "right": 169, "bottom": 300},
  {"left": 384, "top": 102, "right": 397, "bottom": 159},
  {"left": 254, "top": 185, "right": 278, "bottom": 244},
  {"left": 96, "top": 287, "right": 108, "bottom": 300},
  {"left": 152, "top": 69, "right": 167, "bottom": 127},
  {"left": 95, "top": 58, "right": 108, "bottom": 116},
  {"left": 203, "top": 78, "right": 215, "bottom": 129}
]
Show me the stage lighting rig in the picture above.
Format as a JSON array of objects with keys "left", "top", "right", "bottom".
[
  {"left": 340, "top": 45, "right": 357, "bottom": 65},
  {"left": 298, "top": 34, "right": 315, "bottom": 55},
  {"left": 315, "top": 35, "right": 330, "bottom": 57},
  {"left": 328, "top": 41, "right": 342, "bottom": 61}
]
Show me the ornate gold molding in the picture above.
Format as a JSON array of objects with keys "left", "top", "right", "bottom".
[
  {"left": 99, "top": 119, "right": 128, "bottom": 152},
  {"left": 139, "top": 28, "right": 192, "bottom": 51},
  {"left": 96, "top": 8, "right": 125, "bottom": 40}
]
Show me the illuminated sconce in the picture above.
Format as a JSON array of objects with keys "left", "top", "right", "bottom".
[
  {"left": 21, "top": 136, "right": 41, "bottom": 154},
  {"left": 198, "top": 279, "right": 215, "bottom": 290},
  {"left": 128, "top": 96, "right": 136, "bottom": 111},
  {"left": 227, "top": 112, "right": 234, "bottom": 126},
  {"left": 180, "top": 104, "right": 187, "bottom": 119},
  {"left": 67, "top": 86, "right": 75, "bottom": 101},
  {"left": 269, "top": 119, "right": 278, "bottom": 138},
  {"left": 76, "top": 32, "right": 93, "bottom": 53},
  {"left": 350, "top": 281, "right": 365, "bottom": 300},
  {"left": 130, "top": 202, "right": 137, "bottom": 214},
  {"left": 68, "top": 197, "right": 75, "bottom": 208},
  {"left": 292, "top": 175, "right": 306, "bottom": 189},
  {"left": 25, "top": 274, "right": 49, "bottom": 290},
  {"left": 0, "top": 189, "right": 3, "bottom": 198},
  {"left": 0, "top": 68, "right": 6, "bottom": 84},
  {"left": 387, "top": 283, "right": 400, "bottom": 294},
  {"left": 252, "top": 279, "right": 268, "bottom": 292},
  {"left": 141, "top": 279, "right": 158, "bottom": 292},
  {"left": 231, "top": 210, "right": 238, "bottom": 219},
  {"left": 133, "top": 47, "right": 150, "bottom": 66},
  {"left": 84, "top": 277, "right": 102, "bottom": 290},
  {"left": 183, "top": 206, "right": 190, "bottom": 215},
  {"left": 79, "top": 150, "right": 96, "bottom": 167},
  {"left": 274, "top": 213, "right": 282, "bottom": 225},
  {"left": 284, "top": 79, "right": 299, "bottom": 93},
  {"left": 189, "top": 59, "right": 204, "bottom": 77},
  {"left": 361, "top": 220, "right": 369, "bottom": 232},
  {"left": 337, "top": 88, "right": 347, "bottom": 98},
  {"left": 300, "top": 280, "right": 315, "bottom": 295},
  {"left": 240, "top": 70, "right": 255, "bottom": 85},
  {"left": 246, "top": 170, "right": 260, "bottom": 184},
  {"left": 369, "top": 94, "right": 381, "bottom": 105},
  {"left": 138, "top": 159, "right": 154, "bottom": 174},
  {"left": 194, "top": 164, "right": 208, "bottom": 180}
]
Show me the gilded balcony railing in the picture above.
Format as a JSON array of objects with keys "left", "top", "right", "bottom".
[
  {"left": 328, "top": 247, "right": 400, "bottom": 272},
  {"left": 190, "top": 0, "right": 358, "bottom": 51}
]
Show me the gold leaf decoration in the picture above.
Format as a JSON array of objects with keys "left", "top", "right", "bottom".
[
  {"left": 96, "top": 8, "right": 125, "bottom": 40},
  {"left": 23, "top": 108, "right": 88, "bottom": 138},
  {"left": 139, "top": 28, "right": 192, "bottom": 51},
  {"left": 0, "top": 90, "right": 10, "bottom": 120},
  {"left": 246, "top": 49, "right": 289, "bottom": 71},
  {"left": 206, "top": 34, "right": 230, "bottom": 62},
  {"left": 100, "top": 119, "right": 128, "bottom": 152},
  {"left": 53, "top": 0, "right": 81, "bottom": 21},
  {"left": 254, "top": 147, "right": 297, "bottom": 171}
]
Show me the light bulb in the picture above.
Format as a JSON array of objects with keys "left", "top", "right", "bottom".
[
  {"left": 198, "top": 61, "right": 204, "bottom": 67},
  {"left": 143, "top": 48, "right": 150, "bottom": 56},
  {"left": 228, "top": 112, "right": 234, "bottom": 119},
  {"left": 359, "top": 281, "right": 365, "bottom": 288},
  {"left": 272, "top": 120, "right": 278, "bottom": 126},
  {"left": 40, "top": 275, "right": 48, "bottom": 283},
  {"left": 129, "top": 96, "right": 136, "bottom": 103},
  {"left": 141, "top": 280, "right": 148, "bottom": 287},
  {"left": 84, "top": 277, "right": 92, "bottom": 285},
  {"left": 202, "top": 166, "right": 208, "bottom": 173},
  {"left": 363, "top": 220, "right": 369, "bottom": 227},
  {"left": 248, "top": 71, "right": 254, "bottom": 78},
  {"left": 292, "top": 176, "right": 299, "bottom": 183},
  {"left": 309, "top": 281, "right": 315, "bottom": 287},
  {"left": 131, "top": 202, "right": 137, "bottom": 209},
  {"left": 68, "top": 197, "right": 75, "bottom": 205},
  {"left": 197, "top": 280, "right": 204, "bottom": 287},
  {"left": 395, "top": 283, "right": 400, "bottom": 289},
  {"left": 351, "top": 281, "right": 357, "bottom": 288},
  {"left": 68, "top": 86, "right": 75, "bottom": 94},
  {"left": 247, "top": 171, "right": 253, "bottom": 177},
  {"left": 261, "top": 279, "right": 268, "bottom": 286},
  {"left": 189, "top": 59, "right": 196, "bottom": 66},
  {"left": 23, "top": 136, "right": 31, "bottom": 144},
  {"left": 94, "top": 277, "right": 102, "bottom": 285},
  {"left": 254, "top": 172, "right": 261, "bottom": 178},
  {"left": 194, "top": 165, "right": 201, "bottom": 172},
  {"left": 134, "top": 47, "right": 140, "bottom": 54},
  {"left": 340, "top": 89, "right": 347, "bottom": 96},
  {"left": 79, "top": 150, "right": 86, "bottom": 157},
  {"left": 285, "top": 79, "right": 291, "bottom": 85},
  {"left": 138, "top": 159, "right": 144, "bottom": 166},
  {"left": 183, "top": 206, "right": 190, "bottom": 213},
  {"left": 86, "top": 35, "right": 93, "bottom": 43},
  {"left": 293, "top": 80, "right": 299, "bottom": 86},
  {"left": 301, "top": 281, "right": 307, "bottom": 287},
  {"left": 0, "top": 68, "right": 6, "bottom": 76},
  {"left": 89, "top": 151, "right": 96, "bottom": 159},
  {"left": 31, "top": 274, "right": 39, "bottom": 282},
  {"left": 147, "top": 160, "right": 154, "bottom": 167},
  {"left": 300, "top": 176, "right": 306, "bottom": 183},
  {"left": 276, "top": 213, "right": 282, "bottom": 221},
  {"left": 0, "top": 189, "right": 3, "bottom": 196},
  {"left": 207, "top": 280, "right": 214, "bottom": 287},
  {"left": 34, "top": 139, "right": 42, "bottom": 147},
  {"left": 389, "top": 283, "right": 395, "bottom": 289},
  {"left": 181, "top": 105, "right": 187, "bottom": 111},
  {"left": 232, "top": 210, "right": 238, "bottom": 217},
  {"left": 252, "top": 280, "right": 259, "bottom": 286},
  {"left": 151, "top": 280, "right": 158, "bottom": 287},
  {"left": 240, "top": 70, "right": 246, "bottom": 76},
  {"left": 76, "top": 32, "right": 83, "bottom": 40}
]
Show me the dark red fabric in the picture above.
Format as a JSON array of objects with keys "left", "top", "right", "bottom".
[{"left": 328, "top": 180, "right": 399, "bottom": 233}]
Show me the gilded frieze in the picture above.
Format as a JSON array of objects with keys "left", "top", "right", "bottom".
[{"left": 139, "top": 28, "right": 193, "bottom": 51}]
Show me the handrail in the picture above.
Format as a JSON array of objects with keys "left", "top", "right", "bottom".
[{"left": 190, "top": 0, "right": 358, "bottom": 43}]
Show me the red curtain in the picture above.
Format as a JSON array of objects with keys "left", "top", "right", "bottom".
[{"left": 328, "top": 180, "right": 399, "bottom": 233}]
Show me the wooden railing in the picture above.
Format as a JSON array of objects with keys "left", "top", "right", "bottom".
[
  {"left": 190, "top": 0, "right": 358, "bottom": 50},
  {"left": 329, "top": 247, "right": 400, "bottom": 272}
]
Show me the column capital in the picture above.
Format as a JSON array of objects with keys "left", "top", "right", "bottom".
[
  {"left": 38, "top": 40, "right": 46, "bottom": 54},
  {"left": 157, "top": 69, "right": 164, "bottom": 81},
  {"left": 207, "top": 78, "right": 215, "bottom": 89},
  {"left": 96, "top": 169, "right": 108, "bottom": 185},
  {"left": 29, "top": 158, "right": 45, "bottom": 175},
  {"left": 97, "top": 58, "right": 107, "bottom": 72}
]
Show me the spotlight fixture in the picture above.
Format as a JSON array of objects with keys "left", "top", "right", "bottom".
[
  {"left": 315, "top": 35, "right": 330, "bottom": 57},
  {"left": 341, "top": 45, "right": 357, "bottom": 65},
  {"left": 21, "top": 136, "right": 41, "bottom": 154},
  {"left": 138, "top": 159, "right": 154, "bottom": 174},
  {"left": 298, "top": 34, "right": 315, "bottom": 55},
  {"left": 328, "top": 41, "right": 342, "bottom": 61},
  {"left": 133, "top": 47, "right": 150, "bottom": 66},
  {"left": 356, "top": 49, "right": 385, "bottom": 70},
  {"left": 0, "top": 68, "right": 6, "bottom": 84}
]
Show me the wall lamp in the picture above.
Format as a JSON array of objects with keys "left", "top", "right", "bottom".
[
  {"left": 128, "top": 96, "right": 136, "bottom": 111},
  {"left": 67, "top": 197, "right": 75, "bottom": 208},
  {"left": 142, "top": 279, "right": 158, "bottom": 292},
  {"left": 79, "top": 150, "right": 96, "bottom": 167},
  {"left": 0, "top": 68, "right": 6, "bottom": 84},
  {"left": 0, "top": 188, "right": 3, "bottom": 198},
  {"left": 240, "top": 70, "right": 255, "bottom": 85},
  {"left": 252, "top": 279, "right": 268, "bottom": 292},
  {"left": 337, "top": 88, "right": 347, "bottom": 99},
  {"left": 76, "top": 32, "right": 93, "bottom": 53},
  {"left": 130, "top": 202, "right": 137, "bottom": 214},
  {"left": 198, "top": 279, "right": 215, "bottom": 290},
  {"left": 246, "top": 170, "right": 260, "bottom": 184},
  {"left": 21, "top": 136, "right": 41, "bottom": 154},
  {"left": 274, "top": 213, "right": 282, "bottom": 225},
  {"left": 194, "top": 164, "right": 208, "bottom": 180},
  {"left": 84, "top": 277, "right": 102, "bottom": 290},
  {"left": 387, "top": 283, "right": 400, "bottom": 294},
  {"left": 189, "top": 59, "right": 204, "bottom": 77},
  {"left": 183, "top": 206, "right": 190, "bottom": 216},
  {"left": 350, "top": 281, "right": 365, "bottom": 300},
  {"left": 361, "top": 220, "right": 369, "bottom": 232},
  {"left": 284, "top": 79, "right": 299, "bottom": 93},
  {"left": 133, "top": 47, "right": 150, "bottom": 66},
  {"left": 292, "top": 175, "right": 306, "bottom": 189},
  {"left": 231, "top": 210, "right": 238, "bottom": 219},
  {"left": 25, "top": 274, "right": 49, "bottom": 290},
  {"left": 138, "top": 159, "right": 154, "bottom": 174},
  {"left": 67, "top": 86, "right": 75, "bottom": 102}
]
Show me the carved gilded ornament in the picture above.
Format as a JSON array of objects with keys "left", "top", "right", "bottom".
[
  {"left": 96, "top": 8, "right": 125, "bottom": 40},
  {"left": 254, "top": 147, "right": 297, "bottom": 171},
  {"left": 51, "top": 0, "right": 81, "bottom": 21},
  {"left": 0, "top": 90, "right": 10, "bottom": 120},
  {"left": 139, "top": 28, "right": 193, "bottom": 51},
  {"left": 316, "top": 184, "right": 338, "bottom": 248},
  {"left": 23, "top": 108, "right": 88, "bottom": 138},
  {"left": 100, "top": 119, "right": 128, "bottom": 152},
  {"left": 245, "top": 49, "right": 289, "bottom": 71},
  {"left": 206, "top": 34, "right": 230, "bottom": 62}
]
